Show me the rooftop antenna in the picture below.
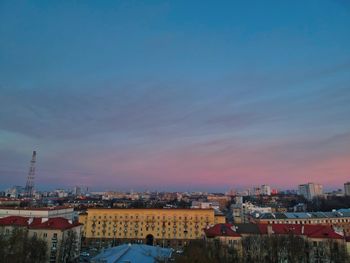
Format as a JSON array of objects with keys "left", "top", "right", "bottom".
[{"left": 25, "top": 151, "right": 36, "bottom": 197}]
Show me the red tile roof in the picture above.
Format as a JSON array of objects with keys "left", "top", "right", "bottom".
[
  {"left": 0, "top": 216, "right": 81, "bottom": 230},
  {"left": 257, "top": 224, "right": 343, "bottom": 240},
  {"left": 30, "top": 217, "right": 82, "bottom": 230},
  {"left": 205, "top": 223, "right": 241, "bottom": 238},
  {"left": 0, "top": 216, "right": 29, "bottom": 227}
]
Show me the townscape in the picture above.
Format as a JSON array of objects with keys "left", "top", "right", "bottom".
[
  {"left": 1, "top": 1, "right": 349, "bottom": 262},
  {"left": 1, "top": 152, "right": 350, "bottom": 262}
]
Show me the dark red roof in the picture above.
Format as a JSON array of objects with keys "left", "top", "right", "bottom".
[
  {"left": 257, "top": 224, "right": 343, "bottom": 240},
  {"left": 0, "top": 216, "right": 29, "bottom": 227},
  {"left": 205, "top": 223, "right": 241, "bottom": 238},
  {"left": 0, "top": 216, "right": 81, "bottom": 231},
  {"left": 29, "top": 217, "right": 82, "bottom": 230}
]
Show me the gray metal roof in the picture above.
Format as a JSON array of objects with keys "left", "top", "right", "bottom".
[
  {"left": 91, "top": 244, "right": 172, "bottom": 263},
  {"left": 258, "top": 208, "right": 350, "bottom": 220}
]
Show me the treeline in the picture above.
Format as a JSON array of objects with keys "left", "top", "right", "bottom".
[
  {"left": 0, "top": 229, "right": 47, "bottom": 263},
  {"left": 307, "top": 196, "right": 350, "bottom": 211},
  {"left": 175, "top": 235, "right": 349, "bottom": 263}
]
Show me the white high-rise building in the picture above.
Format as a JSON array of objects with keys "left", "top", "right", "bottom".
[
  {"left": 344, "top": 182, "right": 350, "bottom": 196},
  {"left": 298, "top": 183, "right": 323, "bottom": 200},
  {"left": 261, "top": 185, "right": 271, "bottom": 196}
]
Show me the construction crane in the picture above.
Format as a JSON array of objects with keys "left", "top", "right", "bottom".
[{"left": 24, "top": 151, "right": 36, "bottom": 197}]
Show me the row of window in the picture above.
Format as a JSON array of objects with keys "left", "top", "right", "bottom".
[
  {"left": 91, "top": 231, "right": 200, "bottom": 238},
  {"left": 92, "top": 226, "right": 198, "bottom": 232},
  {"left": 267, "top": 218, "right": 350, "bottom": 224},
  {"left": 91, "top": 215, "right": 210, "bottom": 220},
  {"left": 92, "top": 221, "right": 204, "bottom": 226}
]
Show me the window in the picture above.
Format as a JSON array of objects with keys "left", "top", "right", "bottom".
[{"left": 43, "top": 233, "right": 48, "bottom": 238}]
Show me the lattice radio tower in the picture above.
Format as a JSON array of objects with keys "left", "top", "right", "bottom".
[{"left": 25, "top": 151, "right": 36, "bottom": 197}]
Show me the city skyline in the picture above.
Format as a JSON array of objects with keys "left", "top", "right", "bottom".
[{"left": 1, "top": 1, "right": 350, "bottom": 191}]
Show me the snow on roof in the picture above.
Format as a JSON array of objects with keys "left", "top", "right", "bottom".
[{"left": 91, "top": 244, "right": 172, "bottom": 263}]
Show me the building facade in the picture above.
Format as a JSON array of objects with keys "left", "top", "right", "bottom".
[{"left": 79, "top": 208, "right": 225, "bottom": 247}]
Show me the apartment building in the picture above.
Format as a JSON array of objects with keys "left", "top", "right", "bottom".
[
  {"left": 298, "top": 183, "right": 323, "bottom": 200},
  {"left": 79, "top": 208, "right": 225, "bottom": 247}
]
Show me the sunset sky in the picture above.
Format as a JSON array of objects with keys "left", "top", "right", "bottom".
[{"left": 0, "top": 1, "right": 349, "bottom": 191}]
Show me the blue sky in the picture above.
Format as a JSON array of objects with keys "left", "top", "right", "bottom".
[{"left": 0, "top": 0, "right": 349, "bottom": 191}]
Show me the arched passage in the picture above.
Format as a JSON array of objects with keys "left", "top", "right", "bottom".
[{"left": 146, "top": 234, "right": 154, "bottom": 246}]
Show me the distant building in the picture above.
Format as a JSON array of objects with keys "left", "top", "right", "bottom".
[
  {"left": 271, "top": 189, "right": 278, "bottom": 195},
  {"left": 0, "top": 216, "right": 83, "bottom": 263},
  {"left": 207, "top": 195, "right": 230, "bottom": 210},
  {"left": 234, "top": 196, "right": 243, "bottom": 205},
  {"left": 344, "top": 182, "right": 350, "bottom": 196},
  {"left": 261, "top": 185, "right": 271, "bottom": 196},
  {"left": 298, "top": 183, "right": 323, "bottom": 200},
  {"left": 0, "top": 198, "right": 21, "bottom": 207},
  {"left": 0, "top": 206, "right": 75, "bottom": 220},
  {"left": 232, "top": 202, "right": 272, "bottom": 223},
  {"left": 91, "top": 244, "right": 172, "bottom": 263},
  {"left": 73, "top": 186, "right": 81, "bottom": 196},
  {"left": 5, "top": 186, "right": 24, "bottom": 198},
  {"left": 191, "top": 201, "right": 220, "bottom": 210}
]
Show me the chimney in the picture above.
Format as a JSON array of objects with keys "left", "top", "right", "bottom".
[
  {"left": 301, "top": 225, "right": 304, "bottom": 235},
  {"left": 28, "top": 218, "right": 34, "bottom": 225},
  {"left": 267, "top": 224, "right": 274, "bottom": 235},
  {"left": 42, "top": 218, "right": 48, "bottom": 223}
]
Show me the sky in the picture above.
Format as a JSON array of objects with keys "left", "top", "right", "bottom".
[{"left": 0, "top": 0, "right": 349, "bottom": 192}]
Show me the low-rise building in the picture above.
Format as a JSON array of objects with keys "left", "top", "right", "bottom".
[
  {"left": 191, "top": 201, "right": 220, "bottom": 210},
  {"left": 0, "top": 198, "right": 21, "bottom": 206},
  {"left": 0, "top": 206, "right": 75, "bottom": 220},
  {"left": 232, "top": 202, "right": 272, "bottom": 223},
  {"left": 254, "top": 209, "right": 350, "bottom": 236},
  {"left": 0, "top": 216, "right": 83, "bottom": 263},
  {"left": 205, "top": 223, "right": 348, "bottom": 255},
  {"left": 204, "top": 223, "right": 241, "bottom": 248}
]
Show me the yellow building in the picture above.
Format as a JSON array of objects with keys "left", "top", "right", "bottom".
[{"left": 79, "top": 208, "right": 225, "bottom": 247}]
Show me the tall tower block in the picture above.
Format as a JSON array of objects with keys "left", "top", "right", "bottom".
[{"left": 25, "top": 151, "right": 36, "bottom": 197}]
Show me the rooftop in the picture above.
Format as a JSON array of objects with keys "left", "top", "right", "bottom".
[
  {"left": 235, "top": 223, "right": 343, "bottom": 240},
  {"left": 205, "top": 223, "right": 241, "bottom": 238},
  {"left": 91, "top": 244, "right": 172, "bottom": 263},
  {"left": 258, "top": 209, "right": 350, "bottom": 220},
  {"left": 0, "top": 216, "right": 81, "bottom": 230},
  {"left": 0, "top": 206, "right": 73, "bottom": 211}
]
